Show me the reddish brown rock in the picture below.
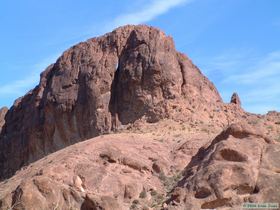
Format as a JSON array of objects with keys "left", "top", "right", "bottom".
[
  {"left": 0, "top": 25, "right": 222, "bottom": 180},
  {"left": 0, "top": 133, "right": 174, "bottom": 210},
  {"left": 0, "top": 116, "right": 280, "bottom": 209},
  {"left": 166, "top": 123, "right": 280, "bottom": 209},
  {"left": 230, "top": 92, "right": 241, "bottom": 106}
]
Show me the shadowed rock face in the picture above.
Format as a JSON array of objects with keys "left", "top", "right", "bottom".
[
  {"left": 0, "top": 25, "right": 222, "bottom": 180},
  {"left": 230, "top": 92, "right": 241, "bottom": 106}
]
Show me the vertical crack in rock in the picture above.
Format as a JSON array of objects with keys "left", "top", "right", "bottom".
[
  {"left": 109, "top": 58, "right": 121, "bottom": 131},
  {"left": 178, "top": 58, "right": 187, "bottom": 95}
]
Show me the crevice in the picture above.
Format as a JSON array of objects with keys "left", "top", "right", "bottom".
[
  {"left": 11, "top": 186, "right": 23, "bottom": 208},
  {"left": 178, "top": 57, "right": 186, "bottom": 95},
  {"left": 108, "top": 30, "right": 151, "bottom": 129},
  {"left": 109, "top": 58, "right": 121, "bottom": 132},
  {"left": 251, "top": 147, "right": 264, "bottom": 196},
  {"left": 252, "top": 185, "right": 260, "bottom": 194}
]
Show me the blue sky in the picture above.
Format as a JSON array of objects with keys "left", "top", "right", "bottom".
[{"left": 0, "top": 0, "right": 279, "bottom": 114}]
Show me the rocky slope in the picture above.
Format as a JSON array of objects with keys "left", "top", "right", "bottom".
[
  {"left": 168, "top": 123, "right": 280, "bottom": 209},
  {"left": 0, "top": 25, "right": 280, "bottom": 210},
  {"left": 0, "top": 120, "right": 212, "bottom": 210},
  {"left": 0, "top": 119, "right": 280, "bottom": 210}
]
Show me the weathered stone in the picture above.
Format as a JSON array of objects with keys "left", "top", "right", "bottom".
[
  {"left": 230, "top": 92, "right": 241, "bottom": 106},
  {"left": 167, "top": 123, "right": 280, "bottom": 209},
  {"left": 0, "top": 25, "right": 221, "bottom": 180}
]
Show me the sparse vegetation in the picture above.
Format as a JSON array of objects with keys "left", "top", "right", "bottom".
[
  {"left": 142, "top": 205, "right": 149, "bottom": 210},
  {"left": 129, "top": 203, "right": 138, "bottom": 210},
  {"left": 267, "top": 125, "right": 273, "bottom": 130},
  {"left": 201, "top": 128, "right": 209, "bottom": 134},
  {"left": 158, "top": 171, "right": 183, "bottom": 192},
  {"left": 150, "top": 189, "right": 158, "bottom": 197},
  {"left": 248, "top": 119, "right": 259, "bottom": 125},
  {"left": 149, "top": 189, "right": 165, "bottom": 208},
  {"left": 139, "top": 189, "right": 147, "bottom": 199},
  {"left": 132, "top": 199, "right": 139, "bottom": 205}
]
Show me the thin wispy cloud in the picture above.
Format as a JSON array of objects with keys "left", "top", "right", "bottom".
[
  {"left": 223, "top": 51, "right": 280, "bottom": 85},
  {"left": 110, "top": 0, "right": 192, "bottom": 29},
  {"left": 0, "top": 55, "right": 58, "bottom": 97},
  {"left": 49, "top": 0, "right": 193, "bottom": 48},
  {"left": 199, "top": 50, "right": 280, "bottom": 114}
]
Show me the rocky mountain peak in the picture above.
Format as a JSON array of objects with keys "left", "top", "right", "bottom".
[{"left": 0, "top": 25, "right": 223, "bottom": 180}]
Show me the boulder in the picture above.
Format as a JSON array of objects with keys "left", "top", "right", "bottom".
[{"left": 167, "top": 123, "right": 280, "bottom": 209}]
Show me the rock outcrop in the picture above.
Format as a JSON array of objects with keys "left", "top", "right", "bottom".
[
  {"left": 0, "top": 25, "right": 222, "bottom": 180},
  {"left": 167, "top": 123, "right": 280, "bottom": 209},
  {"left": 230, "top": 92, "right": 241, "bottom": 106}
]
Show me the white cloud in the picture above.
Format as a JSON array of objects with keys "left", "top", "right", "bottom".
[
  {"left": 110, "top": 0, "right": 192, "bottom": 29},
  {"left": 0, "top": 55, "right": 58, "bottom": 97}
]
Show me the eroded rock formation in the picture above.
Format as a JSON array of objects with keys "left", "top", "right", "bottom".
[
  {"left": 230, "top": 92, "right": 241, "bottom": 106},
  {"left": 0, "top": 25, "right": 222, "bottom": 180},
  {"left": 167, "top": 123, "right": 280, "bottom": 209}
]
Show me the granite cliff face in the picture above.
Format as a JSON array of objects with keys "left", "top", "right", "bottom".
[{"left": 0, "top": 25, "right": 221, "bottom": 180}]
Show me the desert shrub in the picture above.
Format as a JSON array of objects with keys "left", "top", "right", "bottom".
[{"left": 139, "top": 189, "right": 147, "bottom": 199}]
